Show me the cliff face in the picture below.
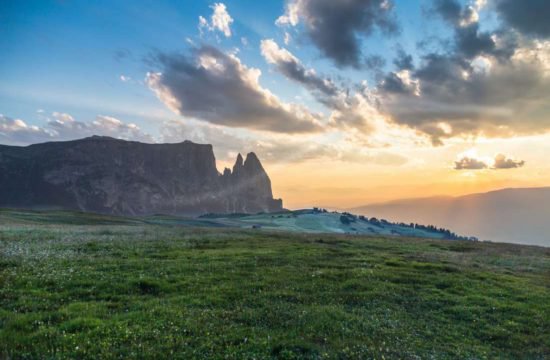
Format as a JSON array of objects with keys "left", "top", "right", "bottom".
[{"left": 0, "top": 136, "right": 283, "bottom": 215}]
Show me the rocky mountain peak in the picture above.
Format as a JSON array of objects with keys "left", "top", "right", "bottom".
[
  {"left": 233, "top": 153, "right": 244, "bottom": 174},
  {"left": 244, "top": 152, "right": 263, "bottom": 172},
  {"left": 0, "top": 137, "right": 283, "bottom": 215}
]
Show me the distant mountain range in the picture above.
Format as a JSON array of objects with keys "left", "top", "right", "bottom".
[
  {"left": 0, "top": 136, "right": 283, "bottom": 215},
  {"left": 351, "top": 187, "right": 550, "bottom": 246}
]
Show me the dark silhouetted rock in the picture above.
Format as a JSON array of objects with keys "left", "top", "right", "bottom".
[{"left": 0, "top": 136, "right": 283, "bottom": 215}]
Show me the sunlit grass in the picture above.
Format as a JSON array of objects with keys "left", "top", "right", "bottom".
[{"left": 0, "top": 211, "right": 548, "bottom": 359}]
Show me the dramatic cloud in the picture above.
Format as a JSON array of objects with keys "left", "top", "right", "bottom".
[
  {"left": 199, "top": 3, "right": 234, "bottom": 37},
  {"left": 375, "top": 0, "right": 550, "bottom": 144},
  {"left": 276, "top": 0, "right": 398, "bottom": 68},
  {"left": 379, "top": 69, "right": 420, "bottom": 95},
  {"left": 454, "top": 152, "right": 525, "bottom": 170},
  {"left": 147, "top": 46, "right": 323, "bottom": 133},
  {"left": 260, "top": 39, "right": 338, "bottom": 98},
  {"left": 379, "top": 48, "right": 550, "bottom": 144},
  {"left": 0, "top": 113, "right": 153, "bottom": 146},
  {"left": 432, "top": 0, "right": 512, "bottom": 61},
  {"left": 260, "top": 39, "right": 381, "bottom": 131},
  {"left": 494, "top": 0, "right": 550, "bottom": 39},
  {"left": 432, "top": 0, "right": 462, "bottom": 25}
]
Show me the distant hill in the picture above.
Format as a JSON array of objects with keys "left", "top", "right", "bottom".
[
  {"left": 199, "top": 209, "right": 470, "bottom": 240},
  {"left": 0, "top": 208, "right": 468, "bottom": 241},
  {"left": 350, "top": 187, "right": 550, "bottom": 246},
  {"left": 0, "top": 136, "right": 283, "bottom": 215}
]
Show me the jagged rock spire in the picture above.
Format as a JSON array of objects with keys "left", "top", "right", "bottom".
[
  {"left": 232, "top": 153, "right": 244, "bottom": 174},
  {"left": 244, "top": 152, "right": 263, "bottom": 171}
]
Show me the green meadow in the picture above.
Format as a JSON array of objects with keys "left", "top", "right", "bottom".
[{"left": 0, "top": 209, "right": 548, "bottom": 359}]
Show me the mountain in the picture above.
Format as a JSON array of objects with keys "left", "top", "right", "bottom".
[
  {"left": 0, "top": 136, "right": 283, "bottom": 215},
  {"left": 351, "top": 187, "right": 550, "bottom": 246}
]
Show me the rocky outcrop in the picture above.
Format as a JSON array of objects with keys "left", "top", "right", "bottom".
[
  {"left": 221, "top": 152, "right": 282, "bottom": 213},
  {"left": 0, "top": 136, "right": 283, "bottom": 215}
]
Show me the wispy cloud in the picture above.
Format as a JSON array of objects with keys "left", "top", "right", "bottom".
[{"left": 199, "top": 3, "right": 234, "bottom": 37}]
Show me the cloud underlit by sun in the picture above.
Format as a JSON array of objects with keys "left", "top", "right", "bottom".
[{"left": 1, "top": 0, "right": 550, "bottom": 207}]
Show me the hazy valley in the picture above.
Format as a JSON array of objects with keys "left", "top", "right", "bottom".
[{"left": 352, "top": 187, "right": 550, "bottom": 246}]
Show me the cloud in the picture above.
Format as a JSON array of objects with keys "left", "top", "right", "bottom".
[
  {"left": 0, "top": 115, "right": 53, "bottom": 145},
  {"left": 364, "top": 55, "right": 387, "bottom": 72},
  {"left": 160, "top": 119, "right": 407, "bottom": 165},
  {"left": 432, "top": 0, "right": 486, "bottom": 27},
  {"left": 374, "top": 1, "right": 550, "bottom": 144},
  {"left": 393, "top": 49, "right": 414, "bottom": 70},
  {"left": 492, "top": 153, "right": 525, "bottom": 169},
  {"left": 379, "top": 69, "right": 420, "bottom": 95},
  {"left": 432, "top": 0, "right": 462, "bottom": 24},
  {"left": 432, "top": 0, "right": 512, "bottom": 61},
  {"left": 199, "top": 3, "right": 234, "bottom": 37},
  {"left": 454, "top": 152, "right": 525, "bottom": 170},
  {"left": 48, "top": 113, "right": 153, "bottom": 142},
  {"left": 161, "top": 119, "right": 333, "bottom": 163},
  {"left": 276, "top": 0, "right": 398, "bottom": 68},
  {"left": 284, "top": 32, "right": 291, "bottom": 45},
  {"left": 454, "top": 156, "right": 488, "bottom": 169},
  {"left": 260, "top": 39, "right": 338, "bottom": 97},
  {"left": 0, "top": 113, "right": 153, "bottom": 146},
  {"left": 494, "top": 0, "right": 550, "bottom": 39},
  {"left": 147, "top": 45, "right": 323, "bottom": 133},
  {"left": 260, "top": 39, "right": 381, "bottom": 132},
  {"left": 380, "top": 41, "right": 550, "bottom": 144}
]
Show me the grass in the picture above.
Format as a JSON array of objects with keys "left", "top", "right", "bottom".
[{"left": 0, "top": 210, "right": 549, "bottom": 359}]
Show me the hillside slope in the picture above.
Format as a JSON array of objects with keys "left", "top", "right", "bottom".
[
  {"left": 0, "top": 208, "right": 468, "bottom": 241},
  {"left": 0, "top": 213, "right": 548, "bottom": 358},
  {"left": 351, "top": 187, "right": 550, "bottom": 246}
]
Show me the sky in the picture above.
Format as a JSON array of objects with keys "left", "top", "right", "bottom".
[{"left": 1, "top": 0, "right": 550, "bottom": 209}]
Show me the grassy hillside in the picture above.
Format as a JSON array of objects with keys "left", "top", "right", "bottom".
[
  {"left": 0, "top": 210, "right": 549, "bottom": 359},
  {"left": 201, "top": 210, "right": 468, "bottom": 240},
  {"left": 1, "top": 208, "right": 466, "bottom": 240}
]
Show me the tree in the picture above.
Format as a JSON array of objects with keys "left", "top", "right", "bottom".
[{"left": 340, "top": 215, "right": 351, "bottom": 225}]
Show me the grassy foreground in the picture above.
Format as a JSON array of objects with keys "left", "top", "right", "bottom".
[{"left": 0, "top": 211, "right": 549, "bottom": 359}]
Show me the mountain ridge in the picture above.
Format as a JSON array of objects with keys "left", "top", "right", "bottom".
[
  {"left": 350, "top": 187, "right": 550, "bottom": 246},
  {"left": 0, "top": 136, "right": 283, "bottom": 216}
]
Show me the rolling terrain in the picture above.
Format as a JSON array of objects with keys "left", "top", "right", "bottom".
[
  {"left": 1, "top": 209, "right": 548, "bottom": 358},
  {"left": 352, "top": 187, "right": 550, "bottom": 246},
  {"left": 0, "top": 208, "right": 467, "bottom": 241}
]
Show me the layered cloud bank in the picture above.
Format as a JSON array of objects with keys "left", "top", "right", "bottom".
[
  {"left": 376, "top": 0, "right": 550, "bottom": 145},
  {"left": 144, "top": 0, "right": 550, "bottom": 152},
  {"left": 0, "top": 113, "right": 152, "bottom": 146},
  {"left": 3, "top": 0, "right": 549, "bottom": 188}
]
